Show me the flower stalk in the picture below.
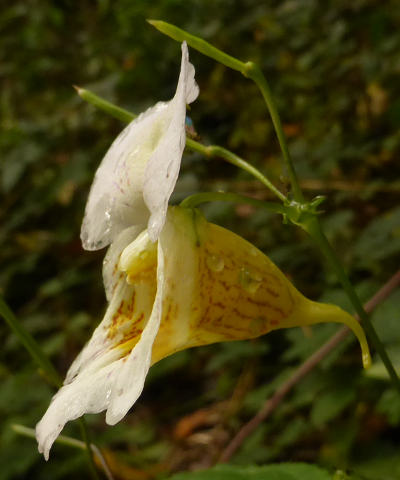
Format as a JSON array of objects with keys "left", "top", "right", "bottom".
[{"left": 243, "top": 63, "right": 304, "bottom": 202}]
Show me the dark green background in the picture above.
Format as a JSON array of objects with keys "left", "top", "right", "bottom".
[{"left": 1, "top": 1, "right": 400, "bottom": 478}]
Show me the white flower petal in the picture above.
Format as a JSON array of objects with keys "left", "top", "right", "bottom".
[
  {"left": 81, "top": 43, "right": 199, "bottom": 250},
  {"left": 36, "top": 359, "right": 123, "bottom": 461},
  {"left": 102, "top": 225, "right": 144, "bottom": 302},
  {"left": 143, "top": 42, "right": 199, "bottom": 242},
  {"left": 80, "top": 101, "right": 169, "bottom": 251},
  {"left": 105, "top": 242, "right": 165, "bottom": 425}
]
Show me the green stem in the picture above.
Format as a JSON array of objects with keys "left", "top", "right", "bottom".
[
  {"left": 13, "top": 424, "right": 84, "bottom": 449},
  {"left": 244, "top": 63, "right": 304, "bottom": 203},
  {"left": 147, "top": 20, "right": 246, "bottom": 73},
  {"left": 0, "top": 296, "right": 100, "bottom": 479},
  {"left": 12, "top": 424, "right": 113, "bottom": 480},
  {"left": 79, "top": 418, "right": 101, "bottom": 480},
  {"left": 74, "top": 86, "right": 136, "bottom": 123},
  {"left": 180, "top": 191, "right": 286, "bottom": 214},
  {"left": 75, "top": 87, "right": 285, "bottom": 201},
  {"left": 305, "top": 217, "right": 400, "bottom": 391},
  {"left": 203, "top": 145, "right": 286, "bottom": 202}
]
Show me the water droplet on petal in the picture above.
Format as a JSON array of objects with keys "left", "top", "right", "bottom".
[
  {"left": 206, "top": 254, "right": 224, "bottom": 272},
  {"left": 249, "top": 246, "right": 259, "bottom": 257},
  {"left": 239, "top": 267, "right": 262, "bottom": 294},
  {"left": 106, "top": 389, "right": 112, "bottom": 401}
]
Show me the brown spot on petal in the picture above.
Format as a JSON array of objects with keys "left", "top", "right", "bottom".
[{"left": 194, "top": 224, "right": 296, "bottom": 344}]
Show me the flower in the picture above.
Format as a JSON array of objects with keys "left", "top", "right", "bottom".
[
  {"left": 80, "top": 41, "right": 199, "bottom": 250},
  {"left": 36, "top": 206, "right": 370, "bottom": 459}
]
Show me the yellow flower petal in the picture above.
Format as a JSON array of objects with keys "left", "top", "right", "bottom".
[{"left": 151, "top": 207, "right": 370, "bottom": 368}]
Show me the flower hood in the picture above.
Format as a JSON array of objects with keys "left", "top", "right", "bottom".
[
  {"left": 36, "top": 207, "right": 370, "bottom": 459},
  {"left": 80, "top": 42, "right": 199, "bottom": 250}
]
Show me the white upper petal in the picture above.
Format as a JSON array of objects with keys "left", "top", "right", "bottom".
[
  {"left": 80, "top": 101, "right": 169, "bottom": 251},
  {"left": 143, "top": 42, "right": 199, "bottom": 242},
  {"left": 81, "top": 42, "right": 199, "bottom": 250}
]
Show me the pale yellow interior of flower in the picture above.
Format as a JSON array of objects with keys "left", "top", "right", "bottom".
[{"left": 108, "top": 256, "right": 157, "bottom": 356}]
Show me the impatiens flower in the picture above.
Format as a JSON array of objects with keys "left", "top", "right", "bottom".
[
  {"left": 36, "top": 206, "right": 370, "bottom": 459},
  {"left": 80, "top": 41, "right": 199, "bottom": 250}
]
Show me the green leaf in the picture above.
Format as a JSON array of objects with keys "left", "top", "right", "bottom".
[
  {"left": 355, "top": 206, "right": 400, "bottom": 270},
  {"left": 310, "top": 384, "right": 356, "bottom": 428},
  {"left": 371, "top": 290, "right": 400, "bottom": 345},
  {"left": 168, "top": 463, "right": 331, "bottom": 480},
  {"left": 377, "top": 389, "right": 400, "bottom": 426}
]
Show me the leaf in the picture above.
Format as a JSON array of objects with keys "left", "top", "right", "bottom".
[
  {"left": 354, "top": 206, "right": 400, "bottom": 270},
  {"left": 377, "top": 389, "right": 400, "bottom": 426},
  {"left": 310, "top": 384, "right": 356, "bottom": 428},
  {"left": 168, "top": 463, "right": 331, "bottom": 480},
  {"left": 371, "top": 290, "right": 400, "bottom": 345}
]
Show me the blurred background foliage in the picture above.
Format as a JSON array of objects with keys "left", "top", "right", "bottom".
[{"left": 1, "top": 0, "right": 400, "bottom": 478}]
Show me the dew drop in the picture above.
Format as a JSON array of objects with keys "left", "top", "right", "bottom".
[
  {"left": 363, "top": 351, "right": 372, "bottom": 369},
  {"left": 206, "top": 254, "right": 225, "bottom": 272},
  {"left": 249, "top": 246, "right": 259, "bottom": 257},
  {"left": 239, "top": 267, "right": 262, "bottom": 294}
]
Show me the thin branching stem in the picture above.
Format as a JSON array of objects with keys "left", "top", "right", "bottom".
[{"left": 243, "top": 63, "right": 304, "bottom": 202}]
